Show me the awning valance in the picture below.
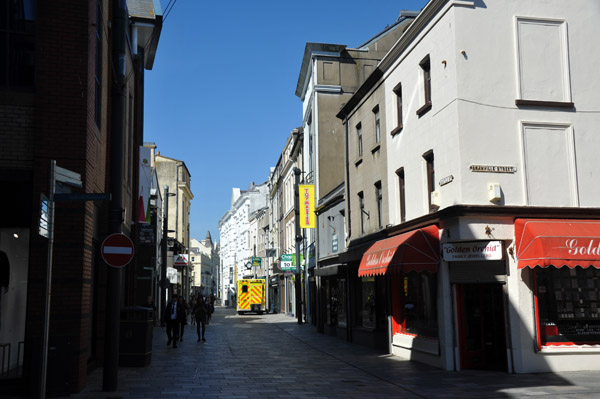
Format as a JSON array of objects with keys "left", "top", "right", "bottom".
[
  {"left": 358, "top": 225, "right": 439, "bottom": 277},
  {"left": 515, "top": 219, "right": 600, "bottom": 269}
]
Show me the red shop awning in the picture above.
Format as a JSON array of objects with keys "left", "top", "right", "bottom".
[
  {"left": 515, "top": 219, "right": 600, "bottom": 269},
  {"left": 358, "top": 225, "right": 439, "bottom": 277}
]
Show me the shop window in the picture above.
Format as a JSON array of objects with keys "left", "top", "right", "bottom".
[
  {"left": 361, "top": 277, "right": 376, "bottom": 328},
  {"left": 536, "top": 266, "right": 600, "bottom": 346},
  {"left": 337, "top": 279, "right": 347, "bottom": 327},
  {"left": 394, "top": 271, "right": 438, "bottom": 339}
]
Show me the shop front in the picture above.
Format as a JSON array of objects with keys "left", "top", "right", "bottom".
[
  {"left": 513, "top": 219, "right": 600, "bottom": 372},
  {"left": 358, "top": 225, "right": 440, "bottom": 355}
]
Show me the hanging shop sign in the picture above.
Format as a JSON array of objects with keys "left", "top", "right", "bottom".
[
  {"left": 442, "top": 241, "right": 503, "bottom": 261},
  {"left": 299, "top": 184, "right": 315, "bottom": 228}
]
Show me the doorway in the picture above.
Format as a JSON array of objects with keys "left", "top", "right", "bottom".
[{"left": 456, "top": 283, "right": 507, "bottom": 371}]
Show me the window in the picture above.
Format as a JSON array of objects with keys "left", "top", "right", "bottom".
[
  {"left": 398, "top": 272, "right": 438, "bottom": 339},
  {"left": 358, "top": 191, "right": 365, "bottom": 235},
  {"left": 422, "top": 151, "right": 435, "bottom": 213},
  {"left": 361, "top": 277, "right": 376, "bottom": 328},
  {"left": 356, "top": 123, "right": 363, "bottom": 157},
  {"left": 417, "top": 56, "right": 432, "bottom": 116},
  {"left": 95, "top": 0, "right": 102, "bottom": 128},
  {"left": 536, "top": 267, "right": 600, "bottom": 346},
  {"left": 373, "top": 105, "right": 381, "bottom": 143},
  {"left": 397, "top": 168, "right": 406, "bottom": 222},
  {"left": 391, "top": 83, "right": 403, "bottom": 135},
  {"left": 0, "top": 0, "right": 36, "bottom": 89},
  {"left": 375, "top": 181, "right": 382, "bottom": 229}
]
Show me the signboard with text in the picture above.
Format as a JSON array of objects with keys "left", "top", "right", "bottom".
[
  {"left": 299, "top": 185, "right": 315, "bottom": 228},
  {"left": 442, "top": 241, "right": 503, "bottom": 261}
]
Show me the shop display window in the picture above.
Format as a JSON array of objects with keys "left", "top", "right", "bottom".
[
  {"left": 536, "top": 266, "right": 600, "bottom": 345},
  {"left": 337, "top": 279, "right": 347, "bottom": 327},
  {"left": 325, "top": 278, "right": 346, "bottom": 327},
  {"left": 361, "top": 277, "right": 376, "bottom": 328},
  {"left": 394, "top": 271, "right": 438, "bottom": 339}
]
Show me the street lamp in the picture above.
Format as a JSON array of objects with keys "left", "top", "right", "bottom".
[{"left": 160, "top": 185, "right": 176, "bottom": 324}]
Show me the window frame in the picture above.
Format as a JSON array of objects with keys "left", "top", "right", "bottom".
[
  {"left": 423, "top": 150, "right": 435, "bottom": 213},
  {"left": 375, "top": 181, "right": 382, "bottom": 229},
  {"left": 391, "top": 83, "right": 403, "bottom": 136},
  {"left": 356, "top": 122, "right": 363, "bottom": 157},
  {"left": 397, "top": 168, "right": 406, "bottom": 223},
  {"left": 373, "top": 105, "right": 381, "bottom": 144},
  {"left": 358, "top": 191, "right": 365, "bottom": 235},
  {"left": 417, "top": 56, "right": 432, "bottom": 116}
]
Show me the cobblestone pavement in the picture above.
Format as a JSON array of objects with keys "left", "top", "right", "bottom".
[{"left": 54, "top": 307, "right": 600, "bottom": 398}]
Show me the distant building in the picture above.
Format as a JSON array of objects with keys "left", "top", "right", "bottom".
[{"left": 190, "top": 232, "right": 220, "bottom": 297}]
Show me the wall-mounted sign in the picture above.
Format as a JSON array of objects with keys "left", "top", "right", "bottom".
[
  {"left": 439, "top": 175, "right": 454, "bottom": 186},
  {"left": 442, "top": 241, "right": 503, "bottom": 261},
  {"left": 332, "top": 233, "right": 338, "bottom": 253},
  {"left": 470, "top": 165, "right": 517, "bottom": 173},
  {"left": 251, "top": 257, "right": 262, "bottom": 267},
  {"left": 280, "top": 254, "right": 304, "bottom": 271},
  {"left": 299, "top": 185, "right": 315, "bottom": 228}
]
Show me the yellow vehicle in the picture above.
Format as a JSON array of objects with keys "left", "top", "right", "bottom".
[{"left": 237, "top": 279, "right": 266, "bottom": 315}]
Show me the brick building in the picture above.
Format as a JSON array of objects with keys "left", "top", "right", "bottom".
[{"left": 0, "top": 0, "right": 162, "bottom": 394}]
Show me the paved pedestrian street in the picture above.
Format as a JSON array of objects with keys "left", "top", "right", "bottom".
[{"left": 60, "top": 307, "right": 600, "bottom": 399}]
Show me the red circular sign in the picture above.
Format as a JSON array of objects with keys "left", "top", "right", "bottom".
[{"left": 101, "top": 233, "right": 135, "bottom": 268}]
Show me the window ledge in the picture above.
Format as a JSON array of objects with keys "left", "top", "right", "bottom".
[
  {"left": 515, "top": 99, "right": 574, "bottom": 108},
  {"left": 354, "top": 158, "right": 363, "bottom": 167},
  {"left": 416, "top": 101, "right": 432, "bottom": 117},
  {"left": 371, "top": 144, "right": 381, "bottom": 154},
  {"left": 540, "top": 344, "right": 600, "bottom": 354},
  {"left": 390, "top": 125, "right": 403, "bottom": 136},
  {"left": 393, "top": 332, "right": 439, "bottom": 355}
]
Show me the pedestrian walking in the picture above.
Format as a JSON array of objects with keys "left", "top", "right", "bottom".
[
  {"left": 205, "top": 295, "right": 214, "bottom": 325},
  {"left": 164, "top": 293, "right": 183, "bottom": 348},
  {"left": 193, "top": 295, "right": 208, "bottom": 342},
  {"left": 189, "top": 295, "right": 196, "bottom": 325},
  {"left": 179, "top": 298, "right": 189, "bottom": 342}
]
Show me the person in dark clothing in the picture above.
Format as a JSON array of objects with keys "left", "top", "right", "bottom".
[
  {"left": 179, "top": 298, "right": 189, "bottom": 341},
  {"left": 163, "top": 293, "right": 184, "bottom": 348},
  {"left": 193, "top": 296, "right": 208, "bottom": 342}
]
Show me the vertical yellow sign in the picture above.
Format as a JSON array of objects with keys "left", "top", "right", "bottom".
[{"left": 299, "top": 184, "right": 315, "bottom": 228}]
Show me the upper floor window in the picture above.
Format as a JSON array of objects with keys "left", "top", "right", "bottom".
[
  {"left": 391, "top": 83, "right": 403, "bottom": 135},
  {"left": 375, "top": 181, "right": 382, "bottom": 229},
  {"left": 373, "top": 105, "right": 381, "bottom": 144},
  {"left": 423, "top": 151, "right": 435, "bottom": 213},
  {"left": 0, "top": 0, "right": 37, "bottom": 89},
  {"left": 356, "top": 122, "right": 363, "bottom": 157},
  {"left": 396, "top": 168, "right": 406, "bottom": 223},
  {"left": 358, "top": 191, "right": 365, "bottom": 235},
  {"left": 417, "top": 56, "right": 432, "bottom": 116}
]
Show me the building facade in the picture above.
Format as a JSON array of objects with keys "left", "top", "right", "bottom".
[
  {"left": 0, "top": 0, "right": 162, "bottom": 394},
  {"left": 338, "top": 0, "right": 600, "bottom": 373}
]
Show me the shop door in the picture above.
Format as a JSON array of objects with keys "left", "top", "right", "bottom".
[{"left": 456, "top": 284, "right": 507, "bottom": 371}]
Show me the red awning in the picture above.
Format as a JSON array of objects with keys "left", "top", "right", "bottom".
[
  {"left": 358, "top": 225, "right": 439, "bottom": 277},
  {"left": 515, "top": 219, "right": 600, "bottom": 269}
]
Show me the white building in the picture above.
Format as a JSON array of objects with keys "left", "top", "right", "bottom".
[
  {"left": 219, "top": 182, "right": 269, "bottom": 306},
  {"left": 189, "top": 232, "right": 219, "bottom": 297},
  {"left": 338, "top": 0, "right": 600, "bottom": 374}
]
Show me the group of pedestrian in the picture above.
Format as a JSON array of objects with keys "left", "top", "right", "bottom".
[{"left": 163, "top": 293, "right": 215, "bottom": 347}]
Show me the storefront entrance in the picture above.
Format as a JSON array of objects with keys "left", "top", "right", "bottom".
[{"left": 456, "top": 283, "right": 507, "bottom": 371}]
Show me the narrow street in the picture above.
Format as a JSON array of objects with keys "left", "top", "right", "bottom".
[{"left": 58, "top": 307, "right": 600, "bottom": 399}]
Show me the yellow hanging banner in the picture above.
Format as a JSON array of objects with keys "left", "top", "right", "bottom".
[{"left": 299, "top": 184, "right": 315, "bottom": 228}]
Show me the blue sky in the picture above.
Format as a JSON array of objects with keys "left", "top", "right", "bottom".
[{"left": 144, "top": 0, "right": 429, "bottom": 242}]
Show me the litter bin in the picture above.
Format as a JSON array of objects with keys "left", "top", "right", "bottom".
[{"left": 120, "top": 306, "right": 153, "bottom": 366}]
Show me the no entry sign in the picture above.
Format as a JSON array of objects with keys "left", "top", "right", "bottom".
[{"left": 101, "top": 233, "right": 135, "bottom": 268}]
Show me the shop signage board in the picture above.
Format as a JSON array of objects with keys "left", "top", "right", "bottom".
[
  {"left": 173, "top": 254, "right": 188, "bottom": 266},
  {"left": 299, "top": 185, "right": 315, "bottom": 228},
  {"left": 442, "top": 241, "right": 503, "bottom": 261},
  {"left": 280, "top": 254, "right": 304, "bottom": 271},
  {"left": 251, "top": 257, "right": 262, "bottom": 267}
]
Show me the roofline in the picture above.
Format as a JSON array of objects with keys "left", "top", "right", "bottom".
[{"left": 295, "top": 43, "right": 347, "bottom": 100}]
